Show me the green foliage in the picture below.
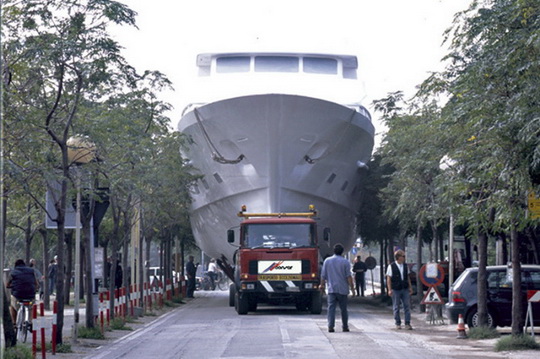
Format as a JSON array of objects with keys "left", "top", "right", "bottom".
[
  {"left": 495, "top": 334, "right": 540, "bottom": 351},
  {"left": 468, "top": 327, "right": 500, "bottom": 339},
  {"left": 55, "top": 343, "right": 73, "bottom": 353},
  {"left": 78, "top": 326, "right": 105, "bottom": 339},
  {"left": 1, "top": 0, "right": 198, "bottom": 295},
  {"left": 110, "top": 317, "right": 133, "bottom": 331},
  {"left": 4, "top": 345, "right": 33, "bottom": 359},
  {"left": 368, "top": 0, "right": 540, "bottom": 265}
]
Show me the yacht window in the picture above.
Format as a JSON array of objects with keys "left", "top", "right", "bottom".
[
  {"left": 201, "top": 178, "right": 210, "bottom": 190},
  {"left": 304, "top": 57, "right": 338, "bottom": 74},
  {"left": 327, "top": 173, "right": 336, "bottom": 184},
  {"left": 254, "top": 56, "right": 299, "bottom": 73},
  {"left": 216, "top": 56, "right": 251, "bottom": 73},
  {"left": 213, "top": 173, "right": 223, "bottom": 184}
]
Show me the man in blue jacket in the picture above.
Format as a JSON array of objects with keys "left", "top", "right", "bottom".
[
  {"left": 7, "top": 259, "right": 39, "bottom": 324},
  {"left": 320, "top": 244, "right": 355, "bottom": 332}
]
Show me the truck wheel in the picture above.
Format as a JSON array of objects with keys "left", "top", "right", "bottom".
[
  {"left": 236, "top": 292, "right": 249, "bottom": 315},
  {"left": 296, "top": 296, "right": 310, "bottom": 311},
  {"left": 229, "top": 283, "right": 236, "bottom": 307},
  {"left": 248, "top": 297, "right": 258, "bottom": 312},
  {"left": 310, "top": 291, "right": 323, "bottom": 314}
]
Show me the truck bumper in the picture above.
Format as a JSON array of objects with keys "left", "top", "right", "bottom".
[{"left": 239, "top": 280, "right": 318, "bottom": 299}]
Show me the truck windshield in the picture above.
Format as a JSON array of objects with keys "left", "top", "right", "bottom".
[{"left": 244, "top": 223, "right": 313, "bottom": 248}]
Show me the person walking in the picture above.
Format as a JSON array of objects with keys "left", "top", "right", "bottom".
[
  {"left": 186, "top": 255, "right": 196, "bottom": 298},
  {"left": 47, "top": 257, "right": 57, "bottom": 295},
  {"left": 386, "top": 249, "right": 413, "bottom": 330},
  {"left": 29, "top": 259, "right": 44, "bottom": 299},
  {"left": 6, "top": 259, "right": 39, "bottom": 324},
  {"left": 320, "top": 243, "right": 355, "bottom": 332},
  {"left": 352, "top": 255, "right": 367, "bottom": 297}
]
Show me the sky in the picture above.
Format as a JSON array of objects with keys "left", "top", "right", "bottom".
[{"left": 110, "top": 0, "right": 473, "bottom": 146}]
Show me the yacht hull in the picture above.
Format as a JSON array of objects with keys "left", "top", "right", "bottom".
[{"left": 179, "top": 94, "right": 374, "bottom": 261}]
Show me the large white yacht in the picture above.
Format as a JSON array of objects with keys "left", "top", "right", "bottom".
[{"left": 178, "top": 52, "right": 374, "bottom": 265}]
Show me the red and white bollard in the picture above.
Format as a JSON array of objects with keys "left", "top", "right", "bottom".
[
  {"left": 32, "top": 304, "right": 37, "bottom": 358},
  {"left": 39, "top": 303, "right": 46, "bottom": 359},
  {"left": 52, "top": 301, "right": 57, "bottom": 355}
]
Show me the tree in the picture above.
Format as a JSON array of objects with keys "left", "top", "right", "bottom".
[
  {"left": 2, "top": 0, "right": 138, "bottom": 343},
  {"left": 433, "top": 0, "right": 540, "bottom": 335}
]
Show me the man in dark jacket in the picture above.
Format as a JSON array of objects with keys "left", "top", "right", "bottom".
[
  {"left": 352, "top": 255, "right": 367, "bottom": 297},
  {"left": 386, "top": 249, "right": 413, "bottom": 330},
  {"left": 186, "top": 255, "right": 197, "bottom": 298},
  {"left": 7, "top": 259, "right": 39, "bottom": 324}
]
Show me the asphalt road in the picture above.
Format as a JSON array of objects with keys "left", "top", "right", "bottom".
[{"left": 52, "top": 290, "right": 539, "bottom": 359}]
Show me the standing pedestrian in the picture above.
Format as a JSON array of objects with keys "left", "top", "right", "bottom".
[
  {"left": 207, "top": 258, "right": 218, "bottom": 290},
  {"left": 186, "top": 255, "right": 196, "bottom": 298},
  {"left": 47, "top": 257, "right": 57, "bottom": 295},
  {"left": 352, "top": 255, "right": 367, "bottom": 297},
  {"left": 114, "top": 260, "right": 123, "bottom": 289},
  {"left": 29, "top": 259, "right": 44, "bottom": 299},
  {"left": 320, "top": 243, "right": 355, "bottom": 333},
  {"left": 386, "top": 249, "right": 413, "bottom": 330}
]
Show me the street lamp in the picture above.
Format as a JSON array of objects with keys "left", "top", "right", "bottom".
[
  {"left": 439, "top": 155, "right": 457, "bottom": 295},
  {"left": 67, "top": 135, "right": 96, "bottom": 342}
]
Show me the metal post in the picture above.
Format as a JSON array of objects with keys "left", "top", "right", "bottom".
[
  {"left": 448, "top": 211, "right": 454, "bottom": 295},
  {"left": 72, "top": 169, "right": 81, "bottom": 342}
]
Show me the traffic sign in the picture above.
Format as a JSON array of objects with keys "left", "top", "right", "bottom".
[
  {"left": 419, "top": 263, "right": 445, "bottom": 287},
  {"left": 365, "top": 256, "right": 377, "bottom": 270},
  {"left": 527, "top": 290, "right": 540, "bottom": 302},
  {"left": 528, "top": 192, "right": 540, "bottom": 219},
  {"left": 421, "top": 286, "right": 445, "bottom": 305}
]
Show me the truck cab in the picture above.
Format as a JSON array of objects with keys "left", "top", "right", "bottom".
[{"left": 227, "top": 205, "right": 326, "bottom": 315}]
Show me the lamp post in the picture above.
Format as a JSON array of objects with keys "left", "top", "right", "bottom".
[
  {"left": 67, "top": 135, "right": 96, "bottom": 342},
  {"left": 439, "top": 155, "right": 456, "bottom": 294}
]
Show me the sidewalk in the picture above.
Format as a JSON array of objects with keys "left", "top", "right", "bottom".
[{"left": 13, "top": 289, "right": 183, "bottom": 358}]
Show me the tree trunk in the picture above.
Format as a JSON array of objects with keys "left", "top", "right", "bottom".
[
  {"left": 2, "top": 286, "right": 16, "bottom": 347},
  {"left": 65, "top": 231, "right": 74, "bottom": 305},
  {"left": 416, "top": 223, "right": 424, "bottom": 307},
  {"left": 477, "top": 230, "right": 488, "bottom": 327},
  {"left": 2, "top": 191, "right": 16, "bottom": 347},
  {"left": 380, "top": 240, "right": 386, "bottom": 296},
  {"left": 39, "top": 228, "right": 51, "bottom": 310},
  {"left": 25, "top": 202, "right": 33, "bottom": 263},
  {"left": 525, "top": 227, "right": 539, "bottom": 264},
  {"left": 84, "top": 221, "right": 95, "bottom": 328},
  {"left": 510, "top": 227, "right": 523, "bottom": 336},
  {"left": 53, "top": 177, "right": 69, "bottom": 345},
  {"left": 432, "top": 220, "right": 438, "bottom": 262}
]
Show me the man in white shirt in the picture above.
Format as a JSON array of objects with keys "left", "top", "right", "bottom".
[
  {"left": 208, "top": 258, "right": 218, "bottom": 290},
  {"left": 386, "top": 249, "right": 413, "bottom": 330}
]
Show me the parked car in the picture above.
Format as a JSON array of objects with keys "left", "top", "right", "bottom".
[
  {"left": 446, "top": 265, "right": 540, "bottom": 328},
  {"left": 148, "top": 267, "right": 178, "bottom": 286}
]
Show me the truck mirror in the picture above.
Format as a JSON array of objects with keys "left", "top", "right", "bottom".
[
  {"left": 323, "top": 227, "right": 331, "bottom": 242},
  {"left": 227, "top": 229, "right": 235, "bottom": 243}
]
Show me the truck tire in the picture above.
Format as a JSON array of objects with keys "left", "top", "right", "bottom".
[
  {"left": 310, "top": 291, "right": 323, "bottom": 314},
  {"left": 248, "top": 297, "right": 258, "bottom": 312},
  {"left": 236, "top": 292, "right": 249, "bottom": 315},
  {"left": 229, "top": 283, "right": 236, "bottom": 307},
  {"left": 295, "top": 298, "right": 308, "bottom": 311}
]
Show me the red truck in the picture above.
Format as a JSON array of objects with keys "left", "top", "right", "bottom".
[{"left": 227, "top": 205, "right": 329, "bottom": 315}]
